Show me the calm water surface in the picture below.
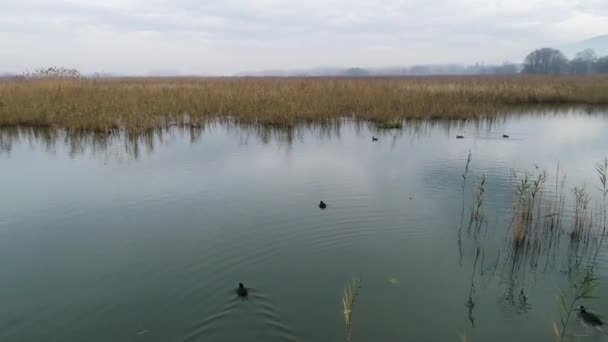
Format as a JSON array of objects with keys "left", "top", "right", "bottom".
[{"left": 1, "top": 111, "right": 608, "bottom": 342}]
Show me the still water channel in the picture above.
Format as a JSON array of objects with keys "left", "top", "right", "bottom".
[{"left": 1, "top": 110, "right": 607, "bottom": 341}]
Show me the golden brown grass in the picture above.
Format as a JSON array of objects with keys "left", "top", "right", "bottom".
[
  {"left": 342, "top": 275, "right": 362, "bottom": 342},
  {"left": 1, "top": 75, "right": 608, "bottom": 132}
]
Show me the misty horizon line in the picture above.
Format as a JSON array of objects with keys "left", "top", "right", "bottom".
[
  {"left": 2, "top": 34, "right": 607, "bottom": 78},
  {"left": 0, "top": 61, "right": 527, "bottom": 77}
]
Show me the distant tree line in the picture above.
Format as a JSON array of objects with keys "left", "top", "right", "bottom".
[{"left": 522, "top": 48, "right": 608, "bottom": 74}]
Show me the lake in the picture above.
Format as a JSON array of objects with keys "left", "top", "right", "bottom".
[{"left": 1, "top": 110, "right": 607, "bottom": 342}]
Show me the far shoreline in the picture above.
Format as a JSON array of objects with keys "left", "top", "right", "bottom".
[{"left": 1, "top": 75, "right": 608, "bottom": 133}]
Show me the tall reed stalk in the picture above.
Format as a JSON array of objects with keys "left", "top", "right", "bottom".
[
  {"left": 510, "top": 169, "right": 549, "bottom": 249},
  {"left": 571, "top": 187, "right": 591, "bottom": 241},
  {"left": 595, "top": 158, "right": 608, "bottom": 234},
  {"left": 468, "top": 175, "right": 486, "bottom": 238},
  {"left": 459, "top": 151, "right": 472, "bottom": 264},
  {"left": 343, "top": 275, "right": 362, "bottom": 342}
]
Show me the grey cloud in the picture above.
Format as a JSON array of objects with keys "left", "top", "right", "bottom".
[
  {"left": 0, "top": 0, "right": 607, "bottom": 74},
  {"left": 576, "top": 0, "right": 608, "bottom": 15}
]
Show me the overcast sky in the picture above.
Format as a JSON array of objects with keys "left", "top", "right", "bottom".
[{"left": 1, "top": 0, "right": 607, "bottom": 75}]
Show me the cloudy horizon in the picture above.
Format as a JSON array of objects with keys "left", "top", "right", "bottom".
[{"left": 1, "top": 0, "right": 607, "bottom": 75}]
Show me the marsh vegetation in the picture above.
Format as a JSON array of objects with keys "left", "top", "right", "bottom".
[{"left": 1, "top": 76, "right": 608, "bottom": 132}]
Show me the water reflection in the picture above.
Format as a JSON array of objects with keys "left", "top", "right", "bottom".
[
  {"left": 1, "top": 118, "right": 504, "bottom": 160},
  {"left": 4, "top": 108, "right": 607, "bottom": 161}
]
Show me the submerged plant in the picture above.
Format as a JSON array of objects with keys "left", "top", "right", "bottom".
[
  {"left": 466, "top": 245, "right": 482, "bottom": 328},
  {"left": 343, "top": 275, "right": 363, "bottom": 342}
]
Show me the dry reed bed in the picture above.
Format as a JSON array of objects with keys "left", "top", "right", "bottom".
[{"left": 1, "top": 75, "right": 608, "bottom": 132}]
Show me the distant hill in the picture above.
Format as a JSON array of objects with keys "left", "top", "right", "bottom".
[
  {"left": 562, "top": 35, "right": 608, "bottom": 58},
  {"left": 341, "top": 68, "right": 369, "bottom": 76},
  {"left": 236, "top": 63, "right": 521, "bottom": 77}
]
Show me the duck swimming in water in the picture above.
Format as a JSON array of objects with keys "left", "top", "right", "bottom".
[
  {"left": 502, "top": 134, "right": 509, "bottom": 138},
  {"left": 456, "top": 135, "right": 464, "bottom": 139},
  {"left": 237, "top": 283, "right": 248, "bottom": 298},
  {"left": 578, "top": 306, "right": 603, "bottom": 327},
  {"left": 319, "top": 201, "right": 327, "bottom": 209},
  {"left": 372, "top": 136, "right": 378, "bottom": 142}
]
